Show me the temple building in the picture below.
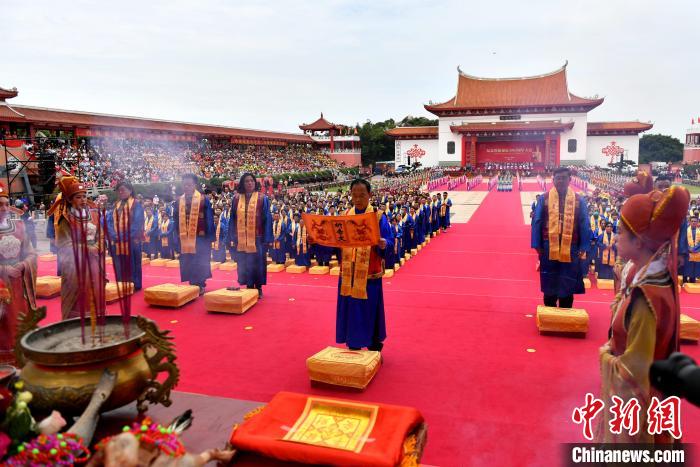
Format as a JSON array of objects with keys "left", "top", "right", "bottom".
[
  {"left": 684, "top": 118, "right": 700, "bottom": 163},
  {"left": 0, "top": 86, "right": 361, "bottom": 166},
  {"left": 299, "top": 113, "right": 361, "bottom": 166},
  {"left": 386, "top": 62, "right": 653, "bottom": 168}
]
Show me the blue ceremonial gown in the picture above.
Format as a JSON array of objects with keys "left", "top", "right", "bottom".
[
  {"left": 173, "top": 194, "right": 215, "bottom": 287},
  {"left": 212, "top": 216, "right": 229, "bottom": 263},
  {"left": 158, "top": 219, "right": 175, "bottom": 259},
  {"left": 107, "top": 199, "right": 145, "bottom": 291},
  {"left": 685, "top": 225, "right": 700, "bottom": 281},
  {"left": 271, "top": 219, "right": 288, "bottom": 264},
  {"left": 531, "top": 194, "right": 591, "bottom": 298},
  {"left": 292, "top": 223, "right": 311, "bottom": 267},
  {"left": 144, "top": 213, "right": 159, "bottom": 259},
  {"left": 229, "top": 195, "right": 273, "bottom": 288},
  {"left": 440, "top": 199, "right": 452, "bottom": 228},
  {"left": 336, "top": 210, "right": 394, "bottom": 349}
]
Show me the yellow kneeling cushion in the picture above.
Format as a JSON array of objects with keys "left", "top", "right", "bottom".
[
  {"left": 204, "top": 288, "right": 258, "bottom": 314},
  {"left": 329, "top": 260, "right": 339, "bottom": 268},
  {"left": 399, "top": 258, "right": 405, "bottom": 266},
  {"left": 583, "top": 278, "right": 591, "bottom": 289},
  {"left": 39, "top": 254, "right": 56, "bottom": 262},
  {"left": 536, "top": 305, "right": 589, "bottom": 334},
  {"left": 394, "top": 264, "right": 400, "bottom": 271},
  {"left": 286, "top": 265, "right": 306, "bottom": 273},
  {"left": 306, "top": 347, "right": 381, "bottom": 390},
  {"left": 267, "top": 263, "right": 285, "bottom": 272},
  {"left": 309, "top": 266, "right": 329, "bottom": 275},
  {"left": 220, "top": 261, "right": 238, "bottom": 271},
  {"left": 411, "top": 249, "right": 418, "bottom": 256},
  {"left": 210, "top": 262, "right": 221, "bottom": 271},
  {"left": 383, "top": 269, "right": 394, "bottom": 278},
  {"left": 683, "top": 283, "right": 700, "bottom": 294},
  {"left": 142, "top": 258, "right": 150, "bottom": 266},
  {"left": 165, "top": 260, "right": 180, "bottom": 268},
  {"left": 330, "top": 266, "right": 341, "bottom": 276},
  {"left": 680, "top": 314, "right": 700, "bottom": 342},
  {"left": 36, "top": 276, "right": 61, "bottom": 298},
  {"left": 597, "top": 279, "right": 614, "bottom": 290},
  {"left": 106, "top": 257, "right": 113, "bottom": 265},
  {"left": 285, "top": 259, "right": 295, "bottom": 267},
  {"left": 144, "top": 283, "right": 200, "bottom": 308},
  {"left": 105, "top": 282, "right": 135, "bottom": 303},
  {"left": 150, "top": 258, "right": 168, "bottom": 267}
]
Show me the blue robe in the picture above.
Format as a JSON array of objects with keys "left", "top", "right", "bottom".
[
  {"left": 228, "top": 194, "right": 273, "bottom": 288},
  {"left": 143, "top": 213, "right": 159, "bottom": 259},
  {"left": 292, "top": 223, "right": 311, "bottom": 267},
  {"left": 685, "top": 225, "right": 700, "bottom": 281},
  {"left": 173, "top": 194, "right": 215, "bottom": 287},
  {"left": 440, "top": 198, "right": 452, "bottom": 228},
  {"left": 404, "top": 215, "right": 416, "bottom": 251},
  {"left": 531, "top": 193, "right": 591, "bottom": 297},
  {"left": 158, "top": 218, "right": 175, "bottom": 259},
  {"left": 212, "top": 216, "right": 229, "bottom": 263},
  {"left": 415, "top": 210, "right": 425, "bottom": 245},
  {"left": 107, "top": 199, "right": 145, "bottom": 290},
  {"left": 679, "top": 218, "right": 689, "bottom": 276},
  {"left": 431, "top": 203, "right": 440, "bottom": 233},
  {"left": 271, "top": 219, "right": 288, "bottom": 264},
  {"left": 596, "top": 232, "right": 616, "bottom": 280},
  {"left": 422, "top": 205, "right": 431, "bottom": 238},
  {"left": 336, "top": 209, "right": 394, "bottom": 349},
  {"left": 385, "top": 224, "right": 398, "bottom": 269}
]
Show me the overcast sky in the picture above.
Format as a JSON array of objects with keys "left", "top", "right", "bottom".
[{"left": 3, "top": 0, "right": 698, "bottom": 139}]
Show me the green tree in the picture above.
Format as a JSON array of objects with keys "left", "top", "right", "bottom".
[
  {"left": 357, "top": 116, "right": 438, "bottom": 166},
  {"left": 639, "top": 134, "right": 683, "bottom": 164}
]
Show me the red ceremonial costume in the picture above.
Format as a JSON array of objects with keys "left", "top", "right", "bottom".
[
  {"left": 597, "top": 184, "right": 689, "bottom": 444},
  {"left": 0, "top": 182, "right": 37, "bottom": 365}
]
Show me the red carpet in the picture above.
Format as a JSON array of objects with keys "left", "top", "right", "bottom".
[{"left": 36, "top": 189, "right": 700, "bottom": 466}]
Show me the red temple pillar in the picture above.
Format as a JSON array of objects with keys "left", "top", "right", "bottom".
[
  {"left": 470, "top": 136, "right": 477, "bottom": 167},
  {"left": 555, "top": 136, "right": 561, "bottom": 167},
  {"left": 330, "top": 130, "right": 335, "bottom": 153},
  {"left": 545, "top": 135, "right": 551, "bottom": 168},
  {"left": 461, "top": 136, "right": 467, "bottom": 167}
]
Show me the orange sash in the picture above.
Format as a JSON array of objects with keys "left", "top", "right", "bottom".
[
  {"left": 547, "top": 187, "right": 576, "bottom": 263},
  {"left": 273, "top": 220, "right": 282, "bottom": 249},
  {"left": 237, "top": 192, "right": 258, "bottom": 253},
  {"left": 602, "top": 232, "right": 616, "bottom": 265},
  {"left": 341, "top": 206, "right": 382, "bottom": 300},
  {"left": 159, "top": 218, "right": 169, "bottom": 247},
  {"left": 113, "top": 197, "right": 134, "bottom": 256},
  {"left": 144, "top": 214, "right": 154, "bottom": 242},
  {"left": 213, "top": 217, "right": 223, "bottom": 250},
  {"left": 179, "top": 191, "right": 201, "bottom": 254},
  {"left": 688, "top": 227, "right": 700, "bottom": 262},
  {"left": 296, "top": 223, "right": 307, "bottom": 254}
]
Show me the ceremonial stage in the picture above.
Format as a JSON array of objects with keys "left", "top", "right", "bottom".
[{"left": 35, "top": 186, "right": 700, "bottom": 466}]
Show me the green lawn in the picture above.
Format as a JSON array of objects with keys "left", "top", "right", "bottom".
[{"left": 682, "top": 184, "right": 700, "bottom": 195}]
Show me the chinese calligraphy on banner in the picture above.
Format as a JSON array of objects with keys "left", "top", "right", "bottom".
[{"left": 302, "top": 212, "right": 380, "bottom": 248}]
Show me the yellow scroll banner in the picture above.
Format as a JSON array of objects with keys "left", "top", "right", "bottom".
[{"left": 302, "top": 212, "right": 380, "bottom": 248}]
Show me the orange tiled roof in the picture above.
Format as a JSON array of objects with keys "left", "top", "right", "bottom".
[
  {"left": 450, "top": 120, "right": 575, "bottom": 133},
  {"left": 425, "top": 62, "right": 603, "bottom": 113},
  {"left": 2, "top": 104, "right": 313, "bottom": 143},
  {"left": 299, "top": 113, "right": 343, "bottom": 131},
  {"left": 385, "top": 126, "right": 438, "bottom": 138},
  {"left": 587, "top": 121, "right": 653, "bottom": 135},
  {"left": 0, "top": 86, "right": 18, "bottom": 101}
]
